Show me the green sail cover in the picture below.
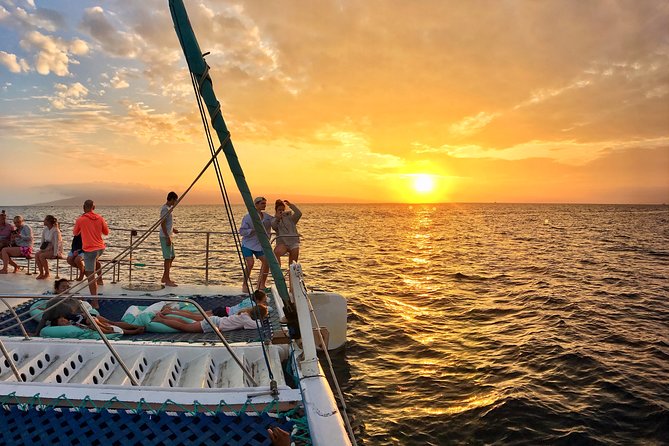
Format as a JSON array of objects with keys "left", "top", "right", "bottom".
[{"left": 169, "top": 0, "right": 289, "bottom": 302}]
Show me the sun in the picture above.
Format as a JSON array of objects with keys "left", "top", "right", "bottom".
[{"left": 412, "top": 174, "right": 435, "bottom": 193}]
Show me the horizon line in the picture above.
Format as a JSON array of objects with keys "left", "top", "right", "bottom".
[{"left": 2, "top": 201, "right": 667, "bottom": 207}]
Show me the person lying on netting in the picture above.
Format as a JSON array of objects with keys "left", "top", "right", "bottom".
[
  {"left": 160, "top": 289, "right": 269, "bottom": 321},
  {"left": 153, "top": 303, "right": 268, "bottom": 333},
  {"left": 33, "top": 279, "right": 145, "bottom": 336}
]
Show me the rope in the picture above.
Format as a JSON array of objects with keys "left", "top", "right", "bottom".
[
  {"left": 0, "top": 144, "right": 227, "bottom": 335},
  {"left": 0, "top": 391, "right": 304, "bottom": 418},
  {"left": 174, "top": 15, "right": 276, "bottom": 386}
]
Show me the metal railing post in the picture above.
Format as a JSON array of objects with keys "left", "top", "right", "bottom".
[
  {"left": 0, "top": 298, "right": 30, "bottom": 340},
  {"left": 0, "top": 339, "right": 22, "bottom": 381},
  {"left": 128, "top": 231, "right": 133, "bottom": 283},
  {"left": 205, "top": 232, "right": 210, "bottom": 285},
  {"left": 0, "top": 294, "right": 258, "bottom": 387}
]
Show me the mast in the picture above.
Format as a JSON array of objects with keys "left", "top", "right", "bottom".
[{"left": 168, "top": 0, "right": 289, "bottom": 302}]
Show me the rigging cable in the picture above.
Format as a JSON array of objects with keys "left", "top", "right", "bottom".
[{"left": 176, "top": 18, "right": 276, "bottom": 385}]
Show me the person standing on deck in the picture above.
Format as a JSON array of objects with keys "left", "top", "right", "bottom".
[
  {"left": 73, "top": 199, "right": 109, "bottom": 308},
  {"left": 239, "top": 196, "right": 272, "bottom": 293},
  {"left": 159, "top": 191, "right": 179, "bottom": 287},
  {"left": 272, "top": 199, "right": 302, "bottom": 268}
]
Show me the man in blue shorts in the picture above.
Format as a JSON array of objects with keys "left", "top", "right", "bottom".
[
  {"left": 239, "top": 196, "right": 272, "bottom": 293},
  {"left": 159, "top": 191, "right": 179, "bottom": 287}
]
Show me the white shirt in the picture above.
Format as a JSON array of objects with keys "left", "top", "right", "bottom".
[{"left": 160, "top": 204, "right": 173, "bottom": 237}]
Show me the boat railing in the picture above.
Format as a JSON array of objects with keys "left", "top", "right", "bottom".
[
  {"left": 23, "top": 219, "right": 241, "bottom": 285},
  {"left": 0, "top": 297, "right": 30, "bottom": 381},
  {"left": 0, "top": 294, "right": 257, "bottom": 386}
]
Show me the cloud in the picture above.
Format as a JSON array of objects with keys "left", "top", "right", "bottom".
[
  {"left": 312, "top": 124, "right": 405, "bottom": 175},
  {"left": 117, "top": 101, "right": 199, "bottom": 145},
  {"left": 3, "top": 4, "right": 64, "bottom": 32},
  {"left": 49, "top": 82, "right": 89, "bottom": 109},
  {"left": 0, "top": 50, "right": 29, "bottom": 73},
  {"left": 110, "top": 73, "right": 129, "bottom": 89},
  {"left": 416, "top": 137, "right": 669, "bottom": 166},
  {"left": 19, "top": 30, "right": 89, "bottom": 76},
  {"left": 449, "top": 112, "right": 500, "bottom": 137},
  {"left": 80, "top": 6, "right": 139, "bottom": 58}
]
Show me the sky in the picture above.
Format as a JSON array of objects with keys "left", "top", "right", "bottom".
[{"left": 0, "top": 0, "right": 668, "bottom": 205}]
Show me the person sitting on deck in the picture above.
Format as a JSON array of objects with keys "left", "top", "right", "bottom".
[
  {"left": 0, "top": 215, "right": 33, "bottom": 274},
  {"left": 35, "top": 214, "right": 64, "bottom": 280},
  {"left": 0, "top": 211, "right": 15, "bottom": 250},
  {"left": 153, "top": 304, "right": 268, "bottom": 333},
  {"left": 67, "top": 234, "right": 103, "bottom": 283},
  {"left": 34, "top": 279, "right": 144, "bottom": 336}
]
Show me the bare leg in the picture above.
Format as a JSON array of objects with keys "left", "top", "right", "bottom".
[
  {"left": 242, "top": 256, "right": 254, "bottom": 293},
  {"left": 75, "top": 256, "right": 85, "bottom": 280},
  {"left": 258, "top": 256, "right": 269, "bottom": 290},
  {"left": 160, "top": 307, "right": 205, "bottom": 320},
  {"left": 153, "top": 313, "right": 204, "bottom": 332},
  {"left": 36, "top": 251, "right": 52, "bottom": 279},
  {"left": 35, "top": 252, "right": 44, "bottom": 278},
  {"left": 288, "top": 247, "right": 300, "bottom": 266},
  {"left": 273, "top": 244, "right": 289, "bottom": 268},
  {"left": 8, "top": 258, "right": 19, "bottom": 272},
  {"left": 85, "top": 270, "right": 99, "bottom": 308},
  {"left": 162, "top": 259, "right": 177, "bottom": 286},
  {"left": 42, "top": 256, "right": 50, "bottom": 279},
  {"left": 96, "top": 260, "right": 103, "bottom": 285},
  {"left": 0, "top": 247, "right": 9, "bottom": 272},
  {"left": 1, "top": 247, "right": 22, "bottom": 273},
  {"left": 121, "top": 325, "right": 145, "bottom": 335},
  {"left": 100, "top": 318, "right": 145, "bottom": 332}
]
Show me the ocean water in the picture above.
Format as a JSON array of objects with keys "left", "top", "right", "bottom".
[{"left": 2, "top": 203, "right": 668, "bottom": 445}]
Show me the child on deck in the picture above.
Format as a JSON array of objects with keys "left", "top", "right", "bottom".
[{"left": 153, "top": 304, "right": 268, "bottom": 333}]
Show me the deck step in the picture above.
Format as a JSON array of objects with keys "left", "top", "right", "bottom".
[
  {"left": 246, "top": 348, "right": 286, "bottom": 387},
  {"left": 142, "top": 353, "right": 183, "bottom": 387},
  {"left": 13, "top": 350, "right": 53, "bottom": 383},
  {"left": 36, "top": 350, "right": 85, "bottom": 384},
  {"left": 71, "top": 352, "right": 118, "bottom": 385},
  {"left": 104, "top": 351, "right": 148, "bottom": 386},
  {"left": 216, "top": 356, "right": 245, "bottom": 388},
  {"left": 0, "top": 349, "right": 21, "bottom": 380},
  {"left": 179, "top": 353, "right": 215, "bottom": 388}
]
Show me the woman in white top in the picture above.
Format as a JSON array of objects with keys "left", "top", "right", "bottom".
[{"left": 35, "top": 214, "right": 64, "bottom": 280}]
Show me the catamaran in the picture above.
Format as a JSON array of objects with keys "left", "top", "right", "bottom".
[{"left": 0, "top": 1, "right": 356, "bottom": 445}]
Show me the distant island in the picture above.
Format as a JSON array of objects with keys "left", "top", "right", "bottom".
[{"left": 26, "top": 192, "right": 366, "bottom": 207}]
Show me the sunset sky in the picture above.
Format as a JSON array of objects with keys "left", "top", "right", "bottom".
[{"left": 1, "top": 0, "right": 668, "bottom": 205}]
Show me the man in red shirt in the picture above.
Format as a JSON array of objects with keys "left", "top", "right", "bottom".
[{"left": 73, "top": 199, "right": 109, "bottom": 307}]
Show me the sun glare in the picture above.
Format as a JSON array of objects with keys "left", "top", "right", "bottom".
[{"left": 413, "top": 174, "right": 435, "bottom": 193}]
